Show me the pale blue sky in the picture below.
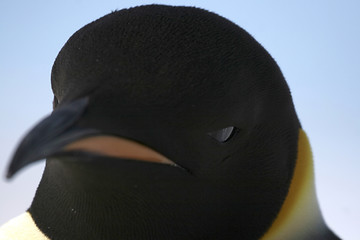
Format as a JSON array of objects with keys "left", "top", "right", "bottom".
[{"left": 0, "top": 1, "right": 359, "bottom": 239}]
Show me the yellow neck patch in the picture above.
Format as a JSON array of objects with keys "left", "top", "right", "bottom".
[
  {"left": 261, "top": 129, "right": 326, "bottom": 240},
  {"left": 0, "top": 212, "right": 49, "bottom": 240}
]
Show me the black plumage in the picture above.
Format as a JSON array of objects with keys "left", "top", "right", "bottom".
[{"left": 6, "top": 4, "right": 339, "bottom": 240}]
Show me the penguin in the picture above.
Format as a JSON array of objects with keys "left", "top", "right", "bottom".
[{"left": 0, "top": 4, "right": 340, "bottom": 240}]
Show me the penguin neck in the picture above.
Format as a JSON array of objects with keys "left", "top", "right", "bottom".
[
  {"left": 261, "top": 129, "right": 336, "bottom": 240},
  {"left": 28, "top": 151, "right": 285, "bottom": 240}
]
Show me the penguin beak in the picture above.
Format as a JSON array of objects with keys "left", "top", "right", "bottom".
[{"left": 6, "top": 97, "right": 100, "bottom": 179}]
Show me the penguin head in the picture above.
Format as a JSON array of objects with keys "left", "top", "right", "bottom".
[
  {"left": 48, "top": 5, "right": 299, "bottom": 176},
  {"left": 7, "top": 4, "right": 302, "bottom": 239}
]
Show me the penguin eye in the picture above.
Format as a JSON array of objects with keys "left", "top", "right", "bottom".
[{"left": 208, "top": 126, "right": 236, "bottom": 143}]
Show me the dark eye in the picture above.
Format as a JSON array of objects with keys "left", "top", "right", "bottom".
[{"left": 208, "top": 126, "right": 237, "bottom": 143}]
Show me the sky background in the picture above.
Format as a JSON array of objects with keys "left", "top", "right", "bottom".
[{"left": 0, "top": 1, "right": 359, "bottom": 239}]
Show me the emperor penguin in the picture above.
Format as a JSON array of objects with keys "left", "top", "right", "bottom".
[{"left": 0, "top": 4, "right": 340, "bottom": 240}]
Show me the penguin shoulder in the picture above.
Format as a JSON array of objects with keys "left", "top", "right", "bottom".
[{"left": 0, "top": 212, "right": 49, "bottom": 240}]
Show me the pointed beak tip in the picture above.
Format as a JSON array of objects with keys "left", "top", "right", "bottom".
[
  {"left": 4, "top": 97, "right": 93, "bottom": 179},
  {"left": 5, "top": 171, "right": 14, "bottom": 180},
  {"left": 5, "top": 165, "right": 17, "bottom": 179}
]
